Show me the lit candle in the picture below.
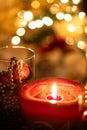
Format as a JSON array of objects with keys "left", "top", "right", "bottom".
[
  {"left": 19, "top": 78, "right": 84, "bottom": 129},
  {"left": 46, "top": 82, "right": 63, "bottom": 103},
  {"left": 51, "top": 82, "right": 57, "bottom": 99}
]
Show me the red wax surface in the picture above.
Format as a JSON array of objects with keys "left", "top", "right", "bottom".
[
  {"left": 19, "top": 78, "right": 84, "bottom": 123},
  {"left": 46, "top": 95, "right": 63, "bottom": 101}
]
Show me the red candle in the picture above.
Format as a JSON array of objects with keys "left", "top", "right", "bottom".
[{"left": 19, "top": 78, "right": 84, "bottom": 129}]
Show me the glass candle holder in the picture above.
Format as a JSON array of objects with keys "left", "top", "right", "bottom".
[{"left": 0, "top": 45, "right": 35, "bottom": 111}]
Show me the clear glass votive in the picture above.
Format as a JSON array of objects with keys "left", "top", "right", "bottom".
[{"left": 0, "top": 45, "right": 35, "bottom": 110}]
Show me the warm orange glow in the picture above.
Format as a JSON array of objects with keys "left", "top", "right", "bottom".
[
  {"left": 83, "top": 110, "right": 87, "bottom": 115},
  {"left": 31, "top": 0, "right": 40, "bottom": 9},
  {"left": 82, "top": 110, "right": 87, "bottom": 121},
  {"left": 52, "top": 82, "right": 57, "bottom": 99},
  {"left": 46, "top": 0, "right": 55, "bottom": 3}
]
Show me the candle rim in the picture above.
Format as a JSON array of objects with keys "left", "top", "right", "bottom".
[{"left": 20, "top": 78, "right": 84, "bottom": 105}]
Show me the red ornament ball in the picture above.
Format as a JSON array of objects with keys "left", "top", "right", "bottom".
[
  {"left": 13, "top": 63, "right": 30, "bottom": 81},
  {"left": 20, "top": 63, "right": 30, "bottom": 80}
]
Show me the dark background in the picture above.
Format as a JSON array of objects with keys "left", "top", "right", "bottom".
[{"left": 83, "top": 0, "right": 87, "bottom": 13}]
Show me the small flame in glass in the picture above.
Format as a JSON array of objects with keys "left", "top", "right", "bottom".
[{"left": 20, "top": 60, "right": 23, "bottom": 69}]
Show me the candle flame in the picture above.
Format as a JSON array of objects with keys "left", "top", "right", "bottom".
[{"left": 52, "top": 82, "right": 57, "bottom": 99}]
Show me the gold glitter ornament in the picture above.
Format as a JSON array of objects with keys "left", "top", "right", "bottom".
[{"left": 0, "top": 57, "right": 22, "bottom": 110}]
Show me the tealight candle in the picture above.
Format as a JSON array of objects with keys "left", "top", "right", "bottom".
[
  {"left": 19, "top": 78, "right": 84, "bottom": 129},
  {"left": 46, "top": 82, "right": 63, "bottom": 103}
]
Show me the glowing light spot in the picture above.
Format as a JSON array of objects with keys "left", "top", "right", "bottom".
[
  {"left": 84, "top": 85, "right": 87, "bottom": 89},
  {"left": 83, "top": 110, "right": 87, "bottom": 115},
  {"left": 18, "top": 10, "right": 25, "bottom": 18},
  {"left": 31, "top": 0, "right": 40, "bottom": 9},
  {"left": 56, "top": 12, "right": 64, "bottom": 20},
  {"left": 65, "top": 37, "right": 74, "bottom": 45},
  {"left": 46, "top": 0, "right": 55, "bottom": 3},
  {"left": 82, "top": 110, "right": 87, "bottom": 121},
  {"left": 17, "top": 19, "right": 27, "bottom": 27},
  {"left": 64, "top": 14, "right": 72, "bottom": 21},
  {"left": 84, "top": 26, "right": 87, "bottom": 33},
  {"left": 16, "top": 28, "right": 25, "bottom": 36},
  {"left": 50, "top": 4, "right": 59, "bottom": 14},
  {"left": 35, "top": 19, "right": 43, "bottom": 28},
  {"left": 60, "top": 0, "right": 69, "bottom": 4},
  {"left": 11, "top": 36, "right": 20, "bottom": 45},
  {"left": 28, "top": 21, "right": 36, "bottom": 29},
  {"left": 52, "top": 82, "right": 57, "bottom": 99},
  {"left": 67, "top": 24, "right": 76, "bottom": 32},
  {"left": 85, "top": 91, "right": 87, "bottom": 94},
  {"left": 24, "top": 11, "right": 33, "bottom": 21},
  {"left": 72, "top": 6, "right": 78, "bottom": 12},
  {"left": 85, "top": 95, "right": 87, "bottom": 98},
  {"left": 78, "top": 12, "right": 86, "bottom": 19},
  {"left": 78, "top": 94, "right": 83, "bottom": 104},
  {"left": 72, "top": 0, "right": 81, "bottom": 4},
  {"left": 85, "top": 100, "right": 87, "bottom": 103},
  {"left": 42, "top": 16, "right": 53, "bottom": 26},
  {"left": 77, "top": 41, "right": 86, "bottom": 50}
]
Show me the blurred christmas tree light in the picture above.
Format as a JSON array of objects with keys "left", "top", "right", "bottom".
[
  {"left": 9, "top": 0, "right": 86, "bottom": 49},
  {"left": 11, "top": 36, "right": 21, "bottom": 45}
]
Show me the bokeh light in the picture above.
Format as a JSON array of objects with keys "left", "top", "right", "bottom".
[
  {"left": 42, "top": 16, "right": 53, "bottom": 26},
  {"left": 16, "top": 28, "right": 25, "bottom": 36},
  {"left": 24, "top": 11, "right": 33, "bottom": 21},
  {"left": 11, "top": 36, "right": 21, "bottom": 45},
  {"left": 31, "top": 0, "right": 40, "bottom": 9}
]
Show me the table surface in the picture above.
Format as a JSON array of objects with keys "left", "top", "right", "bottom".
[{"left": 0, "top": 103, "right": 87, "bottom": 130}]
